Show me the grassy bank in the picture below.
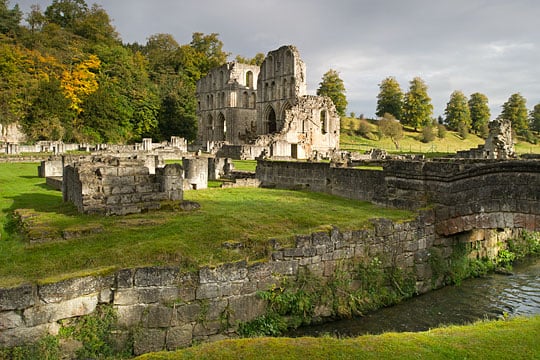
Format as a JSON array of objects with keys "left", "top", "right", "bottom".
[
  {"left": 340, "top": 118, "right": 540, "bottom": 155},
  {"left": 0, "top": 163, "right": 412, "bottom": 287},
  {"left": 136, "top": 316, "right": 540, "bottom": 360}
]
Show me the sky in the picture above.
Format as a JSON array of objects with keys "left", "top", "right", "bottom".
[{"left": 12, "top": 0, "right": 540, "bottom": 119}]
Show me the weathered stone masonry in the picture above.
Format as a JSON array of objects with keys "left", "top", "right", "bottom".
[
  {"left": 62, "top": 156, "right": 183, "bottom": 215},
  {"left": 0, "top": 216, "right": 436, "bottom": 355}
]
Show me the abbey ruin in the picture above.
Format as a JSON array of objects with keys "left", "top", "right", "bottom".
[
  {"left": 1, "top": 43, "right": 540, "bottom": 358},
  {"left": 196, "top": 45, "right": 340, "bottom": 160}
]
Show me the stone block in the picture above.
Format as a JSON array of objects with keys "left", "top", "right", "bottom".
[
  {"left": 143, "top": 304, "right": 173, "bottom": 328},
  {"left": 171, "top": 302, "right": 201, "bottom": 325},
  {"left": 192, "top": 320, "right": 221, "bottom": 337},
  {"left": 228, "top": 294, "right": 266, "bottom": 323},
  {"left": 0, "top": 323, "right": 60, "bottom": 348},
  {"left": 134, "top": 267, "right": 179, "bottom": 287},
  {"left": 196, "top": 283, "right": 221, "bottom": 300},
  {"left": 24, "top": 295, "right": 98, "bottom": 327},
  {"left": 199, "top": 261, "right": 248, "bottom": 284},
  {"left": 116, "top": 269, "right": 134, "bottom": 288},
  {"left": 115, "top": 304, "right": 146, "bottom": 328},
  {"left": 0, "top": 284, "right": 34, "bottom": 311},
  {"left": 312, "top": 231, "right": 331, "bottom": 246},
  {"left": 271, "top": 260, "right": 298, "bottom": 276},
  {"left": 166, "top": 324, "right": 193, "bottom": 350},
  {"left": 0, "top": 311, "right": 23, "bottom": 330},
  {"left": 133, "top": 328, "right": 166, "bottom": 356},
  {"left": 38, "top": 275, "right": 109, "bottom": 304}
]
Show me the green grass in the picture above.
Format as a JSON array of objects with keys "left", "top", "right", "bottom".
[
  {"left": 232, "top": 159, "right": 258, "bottom": 172},
  {"left": 0, "top": 163, "right": 412, "bottom": 287},
  {"left": 340, "top": 118, "right": 540, "bottom": 155},
  {"left": 135, "top": 316, "right": 540, "bottom": 360}
]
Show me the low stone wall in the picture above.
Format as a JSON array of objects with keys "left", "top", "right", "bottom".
[
  {"left": 63, "top": 156, "right": 183, "bottom": 215},
  {"left": 256, "top": 159, "right": 540, "bottom": 234},
  {"left": 1, "top": 212, "right": 528, "bottom": 355},
  {"left": 0, "top": 210, "right": 533, "bottom": 355}
]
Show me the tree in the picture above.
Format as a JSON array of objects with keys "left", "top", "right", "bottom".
[
  {"left": 317, "top": 69, "right": 347, "bottom": 117},
  {"left": 468, "top": 92, "right": 490, "bottom": 137},
  {"left": 378, "top": 113, "right": 403, "bottom": 149},
  {"left": 235, "top": 53, "right": 265, "bottom": 66},
  {"left": 0, "top": 0, "right": 22, "bottom": 35},
  {"left": 188, "top": 32, "right": 228, "bottom": 78},
  {"left": 530, "top": 103, "right": 540, "bottom": 133},
  {"left": 402, "top": 77, "right": 433, "bottom": 130},
  {"left": 376, "top": 76, "right": 403, "bottom": 119},
  {"left": 44, "top": 0, "right": 88, "bottom": 29},
  {"left": 23, "top": 78, "right": 74, "bottom": 141},
  {"left": 157, "top": 82, "right": 197, "bottom": 141},
  {"left": 444, "top": 90, "right": 471, "bottom": 135},
  {"left": 500, "top": 93, "right": 529, "bottom": 135},
  {"left": 72, "top": 4, "right": 120, "bottom": 44}
]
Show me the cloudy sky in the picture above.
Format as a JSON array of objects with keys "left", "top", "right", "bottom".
[{"left": 13, "top": 0, "right": 540, "bottom": 118}]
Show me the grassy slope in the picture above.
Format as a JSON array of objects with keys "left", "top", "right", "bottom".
[
  {"left": 340, "top": 118, "right": 540, "bottom": 155},
  {"left": 0, "top": 163, "right": 412, "bottom": 287},
  {"left": 136, "top": 316, "right": 540, "bottom": 360}
]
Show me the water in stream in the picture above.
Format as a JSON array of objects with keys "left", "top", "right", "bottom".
[{"left": 289, "top": 258, "right": 540, "bottom": 337}]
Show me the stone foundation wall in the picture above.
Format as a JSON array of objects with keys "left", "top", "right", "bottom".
[{"left": 63, "top": 156, "right": 183, "bottom": 215}]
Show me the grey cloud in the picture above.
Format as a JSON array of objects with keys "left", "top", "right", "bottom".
[{"left": 14, "top": 0, "right": 540, "bottom": 117}]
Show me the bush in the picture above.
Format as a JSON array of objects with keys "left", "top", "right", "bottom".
[
  {"left": 421, "top": 125, "right": 435, "bottom": 143},
  {"left": 357, "top": 119, "right": 372, "bottom": 138},
  {"left": 437, "top": 124, "right": 447, "bottom": 139}
]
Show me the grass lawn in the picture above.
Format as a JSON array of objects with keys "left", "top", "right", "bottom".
[
  {"left": 135, "top": 316, "right": 540, "bottom": 360},
  {"left": 0, "top": 163, "right": 412, "bottom": 287}
]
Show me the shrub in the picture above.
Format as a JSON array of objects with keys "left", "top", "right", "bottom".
[{"left": 421, "top": 125, "right": 435, "bottom": 143}]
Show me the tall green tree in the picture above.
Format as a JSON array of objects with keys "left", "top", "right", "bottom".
[
  {"left": 189, "top": 32, "right": 229, "bottom": 77},
  {"left": 468, "top": 92, "right": 490, "bottom": 136},
  {"left": 317, "top": 69, "right": 348, "bottom": 117},
  {"left": 402, "top": 77, "right": 433, "bottom": 130},
  {"left": 0, "top": 0, "right": 22, "bottom": 35},
  {"left": 530, "top": 103, "right": 540, "bottom": 133},
  {"left": 376, "top": 76, "right": 403, "bottom": 120},
  {"left": 44, "top": 0, "right": 88, "bottom": 29},
  {"left": 500, "top": 93, "right": 529, "bottom": 135},
  {"left": 157, "top": 75, "right": 197, "bottom": 141},
  {"left": 23, "top": 78, "right": 74, "bottom": 141},
  {"left": 445, "top": 90, "right": 471, "bottom": 134}
]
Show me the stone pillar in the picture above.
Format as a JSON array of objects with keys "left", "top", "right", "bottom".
[
  {"left": 7, "top": 143, "right": 19, "bottom": 155},
  {"left": 161, "top": 164, "right": 184, "bottom": 201},
  {"left": 182, "top": 157, "right": 209, "bottom": 190},
  {"left": 142, "top": 138, "right": 153, "bottom": 151}
]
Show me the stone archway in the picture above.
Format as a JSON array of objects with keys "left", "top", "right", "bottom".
[
  {"left": 216, "top": 113, "right": 226, "bottom": 141},
  {"left": 267, "top": 107, "right": 277, "bottom": 134}
]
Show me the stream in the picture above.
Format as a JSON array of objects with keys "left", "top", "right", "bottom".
[{"left": 288, "top": 257, "right": 540, "bottom": 337}]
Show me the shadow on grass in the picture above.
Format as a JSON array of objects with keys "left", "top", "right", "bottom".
[{"left": 6, "top": 192, "right": 72, "bottom": 214}]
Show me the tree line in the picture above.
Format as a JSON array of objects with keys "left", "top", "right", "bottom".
[
  {"left": 1, "top": 0, "right": 538, "bottom": 146},
  {"left": 375, "top": 76, "right": 540, "bottom": 143},
  {"left": 0, "top": 0, "right": 231, "bottom": 144}
]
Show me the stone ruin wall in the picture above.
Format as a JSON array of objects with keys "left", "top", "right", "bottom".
[
  {"left": 1, "top": 215, "right": 443, "bottom": 355},
  {"left": 256, "top": 159, "right": 540, "bottom": 238},
  {"left": 63, "top": 156, "right": 183, "bottom": 215}
]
